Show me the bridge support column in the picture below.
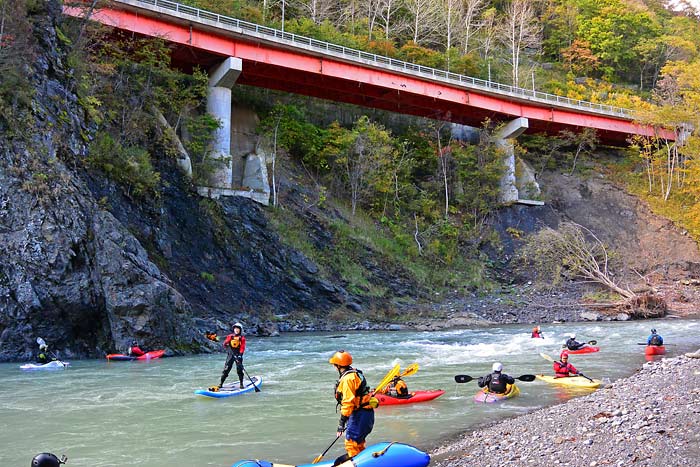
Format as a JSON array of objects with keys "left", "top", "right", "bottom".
[
  {"left": 196, "top": 58, "right": 270, "bottom": 205},
  {"left": 496, "top": 118, "right": 528, "bottom": 203}
]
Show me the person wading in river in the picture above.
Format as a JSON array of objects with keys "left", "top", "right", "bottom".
[{"left": 329, "top": 350, "right": 377, "bottom": 465}]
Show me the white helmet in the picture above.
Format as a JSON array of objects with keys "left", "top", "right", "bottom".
[
  {"left": 570, "top": 333, "right": 576, "bottom": 338},
  {"left": 232, "top": 322, "right": 243, "bottom": 332},
  {"left": 492, "top": 362, "right": 503, "bottom": 372}
]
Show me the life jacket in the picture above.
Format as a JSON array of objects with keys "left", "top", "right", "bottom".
[
  {"left": 487, "top": 372, "right": 508, "bottom": 393},
  {"left": 554, "top": 361, "right": 574, "bottom": 377},
  {"left": 650, "top": 335, "right": 662, "bottom": 346},
  {"left": 334, "top": 368, "right": 372, "bottom": 411},
  {"left": 532, "top": 330, "right": 542, "bottom": 338},
  {"left": 387, "top": 378, "right": 408, "bottom": 397},
  {"left": 229, "top": 335, "right": 242, "bottom": 350}
]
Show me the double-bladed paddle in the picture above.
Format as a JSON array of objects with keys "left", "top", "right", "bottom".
[
  {"left": 454, "top": 374, "right": 536, "bottom": 383},
  {"left": 561, "top": 339, "right": 597, "bottom": 348}
]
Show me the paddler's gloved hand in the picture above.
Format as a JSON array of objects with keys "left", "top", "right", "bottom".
[{"left": 337, "top": 415, "right": 348, "bottom": 434}]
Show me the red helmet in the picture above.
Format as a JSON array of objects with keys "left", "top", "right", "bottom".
[
  {"left": 560, "top": 350, "right": 570, "bottom": 359},
  {"left": 328, "top": 350, "right": 352, "bottom": 366}
]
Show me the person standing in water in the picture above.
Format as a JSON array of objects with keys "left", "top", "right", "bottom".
[{"left": 329, "top": 350, "right": 376, "bottom": 465}]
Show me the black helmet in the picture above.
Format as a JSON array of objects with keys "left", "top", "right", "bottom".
[
  {"left": 31, "top": 453, "right": 65, "bottom": 467},
  {"left": 651, "top": 329, "right": 657, "bottom": 334}
]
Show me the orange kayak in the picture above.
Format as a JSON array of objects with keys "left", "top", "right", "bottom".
[{"left": 645, "top": 345, "right": 665, "bottom": 356}]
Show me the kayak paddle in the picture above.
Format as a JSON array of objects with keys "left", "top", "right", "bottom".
[
  {"left": 561, "top": 340, "right": 597, "bottom": 348},
  {"left": 454, "top": 374, "right": 536, "bottom": 383},
  {"left": 400, "top": 363, "right": 419, "bottom": 378},
  {"left": 577, "top": 372, "right": 595, "bottom": 383},
  {"left": 540, "top": 352, "right": 554, "bottom": 362},
  {"left": 372, "top": 364, "right": 401, "bottom": 394},
  {"left": 311, "top": 433, "right": 342, "bottom": 464}
]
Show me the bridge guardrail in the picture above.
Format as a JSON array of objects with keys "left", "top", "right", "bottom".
[{"left": 116, "top": 0, "right": 634, "bottom": 119}]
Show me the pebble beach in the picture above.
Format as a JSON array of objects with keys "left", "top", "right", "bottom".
[{"left": 430, "top": 351, "right": 700, "bottom": 467}]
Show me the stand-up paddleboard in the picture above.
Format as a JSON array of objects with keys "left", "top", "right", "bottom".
[
  {"left": 195, "top": 376, "right": 262, "bottom": 398},
  {"left": 106, "top": 350, "right": 165, "bottom": 361},
  {"left": 20, "top": 360, "right": 69, "bottom": 370},
  {"left": 230, "top": 441, "right": 430, "bottom": 467}
]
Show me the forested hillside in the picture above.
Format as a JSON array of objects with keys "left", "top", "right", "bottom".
[{"left": 1, "top": 0, "right": 699, "bottom": 360}]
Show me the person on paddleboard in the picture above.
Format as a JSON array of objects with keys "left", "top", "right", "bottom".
[
  {"left": 531, "top": 325, "right": 544, "bottom": 339},
  {"left": 477, "top": 362, "right": 515, "bottom": 394},
  {"left": 379, "top": 375, "right": 409, "bottom": 397},
  {"left": 214, "top": 322, "right": 246, "bottom": 390},
  {"left": 553, "top": 351, "right": 579, "bottom": 378},
  {"left": 565, "top": 333, "right": 589, "bottom": 351},
  {"left": 128, "top": 340, "right": 145, "bottom": 357},
  {"left": 35, "top": 343, "right": 55, "bottom": 364},
  {"left": 329, "top": 350, "right": 377, "bottom": 465},
  {"left": 647, "top": 328, "right": 664, "bottom": 346}
]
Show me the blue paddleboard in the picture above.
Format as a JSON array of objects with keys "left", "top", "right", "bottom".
[{"left": 195, "top": 376, "right": 262, "bottom": 398}]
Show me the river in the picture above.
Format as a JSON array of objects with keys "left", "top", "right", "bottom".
[{"left": 1, "top": 319, "right": 698, "bottom": 467}]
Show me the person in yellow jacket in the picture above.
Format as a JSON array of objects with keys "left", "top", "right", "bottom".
[{"left": 329, "top": 350, "right": 376, "bottom": 465}]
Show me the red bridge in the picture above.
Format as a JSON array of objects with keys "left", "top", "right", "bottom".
[{"left": 64, "top": 0, "right": 667, "bottom": 146}]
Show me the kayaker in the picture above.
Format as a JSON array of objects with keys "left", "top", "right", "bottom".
[
  {"left": 565, "top": 333, "right": 588, "bottom": 351},
  {"left": 329, "top": 350, "right": 377, "bottom": 465},
  {"left": 35, "top": 343, "right": 54, "bottom": 364},
  {"left": 379, "top": 375, "right": 409, "bottom": 397},
  {"left": 31, "top": 452, "right": 67, "bottom": 466},
  {"left": 477, "top": 362, "right": 515, "bottom": 394},
  {"left": 214, "top": 322, "right": 246, "bottom": 390},
  {"left": 128, "top": 341, "right": 145, "bottom": 357},
  {"left": 531, "top": 325, "right": 544, "bottom": 339},
  {"left": 647, "top": 328, "right": 664, "bottom": 346},
  {"left": 553, "top": 351, "right": 579, "bottom": 378}
]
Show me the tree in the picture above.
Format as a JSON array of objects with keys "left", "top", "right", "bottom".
[
  {"left": 462, "top": 0, "right": 486, "bottom": 55},
  {"left": 404, "top": 0, "right": 440, "bottom": 46},
  {"left": 329, "top": 116, "right": 395, "bottom": 215},
  {"left": 499, "top": 0, "right": 541, "bottom": 87},
  {"left": 438, "top": 0, "right": 463, "bottom": 68},
  {"left": 518, "top": 222, "right": 634, "bottom": 299}
]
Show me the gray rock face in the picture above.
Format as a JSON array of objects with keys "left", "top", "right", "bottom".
[{"left": 0, "top": 0, "right": 201, "bottom": 361}]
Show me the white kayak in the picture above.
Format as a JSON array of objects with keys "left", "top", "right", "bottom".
[{"left": 20, "top": 361, "right": 69, "bottom": 371}]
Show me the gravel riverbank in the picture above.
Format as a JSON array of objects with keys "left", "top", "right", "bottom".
[{"left": 430, "top": 352, "right": 700, "bottom": 467}]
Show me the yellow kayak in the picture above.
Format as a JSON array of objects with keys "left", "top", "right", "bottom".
[
  {"left": 474, "top": 383, "right": 520, "bottom": 403},
  {"left": 536, "top": 374, "right": 601, "bottom": 389}
]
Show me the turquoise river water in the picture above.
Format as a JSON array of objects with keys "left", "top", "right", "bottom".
[{"left": 1, "top": 319, "right": 698, "bottom": 466}]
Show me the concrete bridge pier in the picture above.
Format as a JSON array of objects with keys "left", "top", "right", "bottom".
[
  {"left": 496, "top": 117, "right": 527, "bottom": 203},
  {"left": 197, "top": 57, "right": 270, "bottom": 205}
]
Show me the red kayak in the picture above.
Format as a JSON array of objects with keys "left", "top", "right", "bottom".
[
  {"left": 375, "top": 390, "right": 445, "bottom": 406},
  {"left": 106, "top": 350, "right": 165, "bottom": 361},
  {"left": 645, "top": 345, "right": 666, "bottom": 356},
  {"left": 566, "top": 346, "right": 600, "bottom": 354}
]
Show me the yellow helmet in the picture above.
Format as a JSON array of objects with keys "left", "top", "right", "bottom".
[{"left": 328, "top": 350, "right": 352, "bottom": 366}]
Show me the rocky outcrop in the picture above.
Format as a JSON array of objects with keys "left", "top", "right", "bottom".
[{"left": 0, "top": 0, "right": 201, "bottom": 361}]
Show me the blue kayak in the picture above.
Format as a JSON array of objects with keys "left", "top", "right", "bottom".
[
  {"left": 194, "top": 376, "right": 262, "bottom": 398},
  {"left": 230, "top": 442, "right": 430, "bottom": 467}
]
